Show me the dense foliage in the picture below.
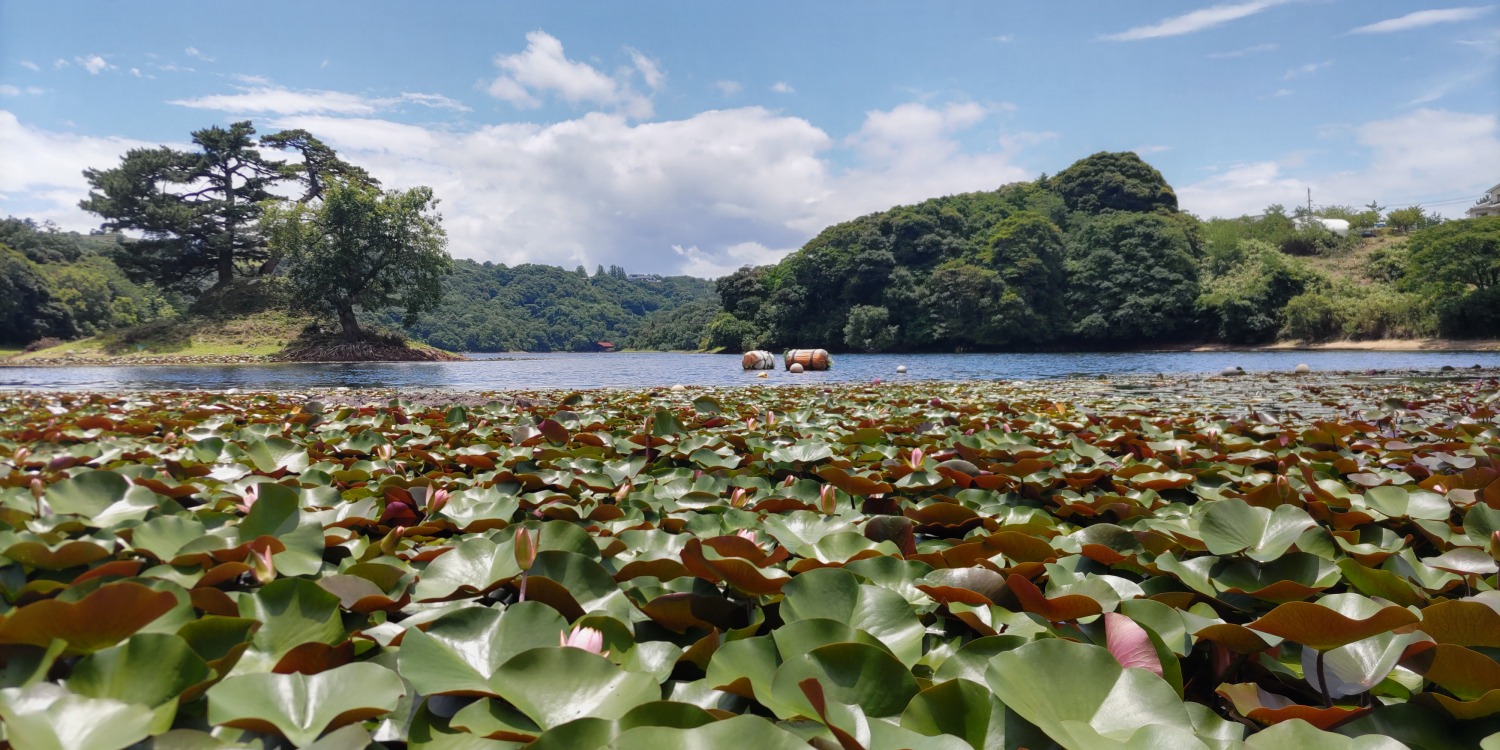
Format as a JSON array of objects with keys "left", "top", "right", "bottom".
[
  {"left": 391, "top": 261, "right": 716, "bottom": 352},
  {"left": 2, "top": 374, "right": 1500, "bottom": 748},
  {"left": 0, "top": 219, "right": 175, "bottom": 345},
  {"left": 708, "top": 152, "right": 1204, "bottom": 351}
]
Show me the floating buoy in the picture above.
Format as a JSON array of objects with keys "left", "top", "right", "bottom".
[
  {"left": 1294, "top": 363, "right": 1311, "bottom": 374},
  {"left": 757, "top": 372, "right": 769, "bottom": 379},
  {"left": 742, "top": 350, "right": 775, "bottom": 370},
  {"left": 789, "top": 363, "right": 805, "bottom": 373},
  {"left": 1221, "top": 366, "right": 1244, "bottom": 377},
  {"left": 896, "top": 365, "right": 907, "bottom": 374},
  {"left": 785, "top": 349, "right": 831, "bottom": 371},
  {"left": 670, "top": 384, "right": 686, "bottom": 391}
]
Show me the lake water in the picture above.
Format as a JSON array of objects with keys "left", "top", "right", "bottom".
[{"left": 3, "top": 350, "right": 1500, "bottom": 391}]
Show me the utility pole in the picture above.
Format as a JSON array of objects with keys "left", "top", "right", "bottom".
[{"left": 1307, "top": 188, "right": 1313, "bottom": 216}]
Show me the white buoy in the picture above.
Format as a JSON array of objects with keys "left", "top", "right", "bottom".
[
  {"left": 670, "top": 384, "right": 686, "bottom": 392},
  {"left": 896, "top": 365, "right": 907, "bottom": 374},
  {"left": 789, "top": 363, "right": 805, "bottom": 373},
  {"left": 757, "top": 372, "right": 769, "bottom": 379},
  {"left": 1294, "top": 363, "right": 1311, "bottom": 374},
  {"left": 1221, "top": 366, "right": 1243, "bottom": 376}
]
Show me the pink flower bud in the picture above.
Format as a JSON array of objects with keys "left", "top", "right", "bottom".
[
  {"left": 818, "top": 484, "right": 837, "bottom": 516},
  {"left": 909, "top": 448, "right": 924, "bottom": 470},
  {"left": 249, "top": 544, "right": 276, "bottom": 585},
  {"left": 428, "top": 488, "right": 450, "bottom": 514},
  {"left": 730, "top": 487, "right": 748, "bottom": 508},
  {"left": 735, "top": 529, "right": 757, "bottom": 543},
  {"left": 514, "top": 527, "right": 538, "bottom": 570},
  {"left": 560, "top": 625, "right": 607, "bottom": 655}
]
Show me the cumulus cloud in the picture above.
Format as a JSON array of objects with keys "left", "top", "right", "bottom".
[
  {"left": 0, "top": 110, "right": 159, "bottom": 227},
  {"left": 771, "top": 81, "right": 795, "bottom": 94},
  {"left": 1349, "top": 6, "right": 1493, "bottom": 34},
  {"left": 76, "top": 55, "right": 113, "bottom": 75},
  {"left": 714, "top": 80, "right": 743, "bottom": 96},
  {"left": 252, "top": 99, "right": 1033, "bottom": 276},
  {"left": 169, "top": 85, "right": 470, "bottom": 115},
  {"left": 1178, "top": 108, "right": 1500, "bottom": 218},
  {"left": 1103, "top": 0, "right": 1294, "bottom": 41},
  {"left": 488, "top": 30, "right": 652, "bottom": 118}
]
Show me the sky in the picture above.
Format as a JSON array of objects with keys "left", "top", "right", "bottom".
[{"left": 1, "top": 1, "right": 1497, "bottom": 277}]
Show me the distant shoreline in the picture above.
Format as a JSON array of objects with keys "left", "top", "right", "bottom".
[{"left": 4, "top": 337, "right": 1499, "bottom": 367}]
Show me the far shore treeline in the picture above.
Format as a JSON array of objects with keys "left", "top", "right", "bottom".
[{"left": 2, "top": 120, "right": 1497, "bottom": 354}]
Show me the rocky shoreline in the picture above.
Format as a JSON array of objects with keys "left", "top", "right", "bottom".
[{"left": 2, "top": 341, "right": 467, "bottom": 367}]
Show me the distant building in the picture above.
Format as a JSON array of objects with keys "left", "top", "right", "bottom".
[
  {"left": 595, "top": 341, "right": 617, "bottom": 352},
  {"left": 1468, "top": 182, "right": 1500, "bottom": 219},
  {"left": 626, "top": 273, "right": 662, "bottom": 282}
]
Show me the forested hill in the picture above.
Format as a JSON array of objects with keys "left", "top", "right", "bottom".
[
  {"left": 707, "top": 151, "right": 1199, "bottom": 352},
  {"left": 385, "top": 260, "right": 717, "bottom": 352},
  {"left": 704, "top": 151, "right": 1497, "bottom": 352}
]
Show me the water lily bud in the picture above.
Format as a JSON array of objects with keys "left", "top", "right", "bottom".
[
  {"left": 783, "top": 475, "right": 796, "bottom": 488},
  {"left": 13, "top": 447, "right": 30, "bottom": 465},
  {"left": 736, "top": 529, "right": 757, "bottom": 543},
  {"left": 249, "top": 544, "right": 276, "bottom": 585},
  {"left": 909, "top": 447, "right": 924, "bottom": 470},
  {"left": 29, "top": 477, "right": 44, "bottom": 500},
  {"left": 614, "top": 482, "right": 632, "bottom": 502},
  {"left": 559, "top": 625, "right": 607, "bottom": 656},
  {"left": 818, "top": 484, "right": 837, "bottom": 516},
  {"left": 514, "top": 527, "right": 538, "bottom": 570},
  {"left": 379, "top": 526, "right": 405, "bottom": 557},
  {"left": 428, "top": 488, "right": 450, "bottom": 514}
]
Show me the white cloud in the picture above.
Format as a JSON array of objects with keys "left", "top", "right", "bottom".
[
  {"left": 1103, "top": 0, "right": 1294, "bottom": 41},
  {"left": 993, "top": 34, "right": 1014, "bottom": 43},
  {"left": 76, "top": 55, "right": 113, "bottom": 75},
  {"left": 169, "top": 85, "right": 470, "bottom": 115},
  {"left": 1135, "top": 144, "right": 1172, "bottom": 154},
  {"left": 1208, "top": 42, "right": 1277, "bottom": 58},
  {"left": 20, "top": 60, "right": 39, "bottom": 72},
  {"left": 129, "top": 68, "right": 142, "bottom": 78},
  {"left": 185, "top": 46, "right": 214, "bottom": 61},
  {"left": 0, "top": 85, "right": 44, "bottom": 96},
  {"left": 714, "top": 80, "right": 743, "bottom": 96},
  {"left": 1349, "top": 6, "right": 1493, "bottom": 34},
  {"left": 0, "top": 110, "right": 161, "bottom": 228},
  {"left": 771, "top": 81, "right": 796, "bottom": 94},
  {"left": 488, "top": 30, "right": 652, "bottom": 118},
  {"left": 53, "top": 59, "right": 68, "bottom": 69},
  {"left": 628, "top": 49, "right": 664, "bottom": 90},
  {"left": 257, "top": 99, "right": 1032, "bottom": 276},
  {"left": 1284, "top": 61, "right": 1331, "bottom": 79},
  {"left": 1179, "top": 108, "right": 1500, "bottom": 219},
  {"left": 1273, "top": 88, "right": 1295, "bottom": 97}
]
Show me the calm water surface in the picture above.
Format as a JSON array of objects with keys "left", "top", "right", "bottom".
[{"left": 4, "top": 351, "right": 1500, "bottom": 391}]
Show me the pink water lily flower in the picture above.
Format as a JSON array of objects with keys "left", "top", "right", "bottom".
[
  {"left": 560, "top": 625, "right": 608, "bottom": 656},
  {"left": 908, "top": 447, "right": 924, "bottom": 470},
  {"left": 730, "top": 487, "right": 748, "bottom": 508},
  {"left": 235, "top": 484, "right": 260, "bottom": 515},
  {"left": 735, "top": 529, "right": 757, "bottom": 543},
  {"left": 818, "top": 484, "right": 838, "bottom": 516},
  {"left": 427, "top": 488, "right": 450, "bottom": 514}
]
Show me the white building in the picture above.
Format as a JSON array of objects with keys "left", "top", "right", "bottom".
[{"left": 1468, "top": 183, "right": 1500, "bottom": 219}]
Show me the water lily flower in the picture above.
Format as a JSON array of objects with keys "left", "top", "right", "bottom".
[
  {"left": 560, "top": 625, "right": 608, "bottom": 656},
  {"left": 375, "top": 444, "right": 394, "bottom": 461},
  {"left": 236, "top": 484, "right": 260, "bottom": 515},
  {"left": 908, "top": 447, "right": 924, "bottom": 470},
  {"left": 735, "top": 529, "right": 758, "bottom": 543},
  {"left": 730, "top": 487, "right": 748, "bottom": 508},
  {"left": 746, "top": 418, "right": 757, "bottom": 431},
  {"left": 614, "top": 482, "right": 633, "bottom": 502},
  {"left": 783, "top": 475, "right": 797, "bottom": 488}
]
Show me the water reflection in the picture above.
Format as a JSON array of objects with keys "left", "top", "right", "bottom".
[{"left": 2, "top": 350, "right": 1499, "bottom": 391}]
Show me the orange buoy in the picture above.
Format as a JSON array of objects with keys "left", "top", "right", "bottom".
[
  {"left": 742, "top": 350, "right": 775, "bottom": 370},
  {"left": 784, "top": 349, "right": 831, "bottom": 371}
]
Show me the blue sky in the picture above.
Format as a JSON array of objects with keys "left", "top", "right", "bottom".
[{"left": 1, "top": 1, "right": 1496, "bottom": 276}]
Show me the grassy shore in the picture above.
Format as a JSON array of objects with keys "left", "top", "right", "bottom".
[{"left": 3, "top": 309, "right": 463, "bottom": 365}]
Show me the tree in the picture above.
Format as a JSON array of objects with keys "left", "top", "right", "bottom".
[
  {"left": 80, "top": 121, "right": 284, "bottom": 292},
  {"left": 0, "top": 243, "right": 71, "bottom": 344},
  {"left": 263, "top": 180, "right": 450, "bottom": 340},
  {"left": 1385, "top": 206, "right": 1427, "bottom": 233},
  {"left": 260, "top": 129, "right": 377, "bottom": 204},
  {"left": 1065, "top": 212, "right": 1200, "bottom": 343},
  {"left": 1049, "top": 151, "right": 1179, "bottom": 215},
  {"left": 1197, "top": 240, "right": 1320, "bottom": 344},
  {"left": 843, "top": 304, "right": 897, "bottom": 351},
  {"left": 1408, "top": 216, "right": 1500, "bottom": 291}
]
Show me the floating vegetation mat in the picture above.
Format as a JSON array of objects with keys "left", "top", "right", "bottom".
[{"left": 1, "top": 373, "right": 1499, "bottom": 749}]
